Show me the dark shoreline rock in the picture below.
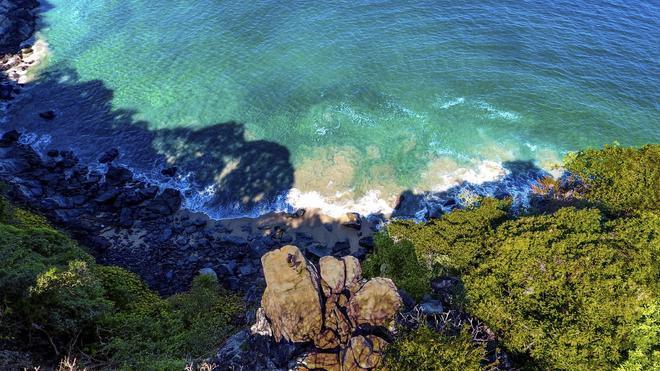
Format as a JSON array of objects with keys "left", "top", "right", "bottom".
[
  {"left": 0, "top": 131, "right": 380, "bottom": 369},
  {"left": 0, "top": 131, "right": 374, "bottom": 300},
  {"left": 0, "top": 0, "right": 40, "bottom": 55}
]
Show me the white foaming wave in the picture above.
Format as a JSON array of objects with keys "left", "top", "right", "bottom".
[
  {"left": 334, "top": 102, "right": 377, "bottom": 127},
  {"left": 384, "top": 99, "right": 426, "bottom": 120},
  {"left": 422, "top": 159, "right": 507, "bottom": 193},
  {"left": 111, "top": 158, "right": 538, "bottom": 221},
  {"left": 314, "top": 126, "right": 329, "bottom": 136},
  {"left": 18, "top": 132, "right": 52, "bottom": 152},
  {"left": 449, "top": 160, "right": 506, "bottom": 186},
  {"left": 182, "top": 160, "right": 518, "bottom": 219},
  {"left": 435, "top": 97, "right": 465, "bottom": 110},
  {"left": 477, "top": 101, "right": 520, "bottom": 121},
  {"left": 285, "top": 188, "right": 393, "bottom": 218}
]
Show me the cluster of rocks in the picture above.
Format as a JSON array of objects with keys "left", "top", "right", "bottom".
[
  {"left": 1, "top": 0, "right": 41, "bottom": 103},
  {"left": 0, "top": 0, "right": 39, "bottom": 55},
  {"left": 1, "top": 41, "right": 41, "bottom": 85},
  {"left": 0, "top": 131, "right": 376, "bottom": 300},
  {"left": 249, "top": 245, "right": 401, "bottom": 370}
]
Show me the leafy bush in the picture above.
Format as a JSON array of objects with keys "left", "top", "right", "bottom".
[
  {"left": 29, "top": 260, "right": 111, "bottom": 355},
  {"left": 102, "top": 274, "right": 243, "bottom": 369},
  {"left": 387, "top": 198, "right": 510, "bottom": 275},
  {"left": 382, "top": 325, "right": 485, "bottom": 371},
  {"left": 464, "top": 208, "right": 658, "bottom": 369},
  {"left": 564, "top": 144, "right": 659, "bottom": 213},
  {"left": 363, "top": 233, "right": 431, "bottom": 300},
  {"left": 616, "top": 301, "right": 660, "bottom": 371},
  {"left": 0, "top": 199, "right": 243, "bottom": 369}
]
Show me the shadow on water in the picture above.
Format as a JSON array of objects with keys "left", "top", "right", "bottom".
[
  {"left": 2, "top": 0, "right": 551, "bottom": 221},
  {"left": 6, "top": 66, "right": 550, "bottom": 220},
  {"left": 6, "top": 67, "right": 294, "bottom": 214},
  {"left": 392, "top": 160, "right": 548, "bottom": 219}
]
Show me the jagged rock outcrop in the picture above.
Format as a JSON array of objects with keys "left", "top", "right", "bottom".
[
  {"left": 348, "top": 277, "right": 401, "bottom": 330},
  {"left": 260, "top": 245, "right": 323, "bottom": 343},
  {"left": 253, "top": 245, "right": 402, "bottom": 371}
]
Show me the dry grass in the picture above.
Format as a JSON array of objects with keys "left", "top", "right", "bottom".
[{"left": 185, "top": 361, "right": 219, "bottom": 371}]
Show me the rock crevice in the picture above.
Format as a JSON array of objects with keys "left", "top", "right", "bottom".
[{"left": 252, "top": 245, "right": 402, "bottom": 370}]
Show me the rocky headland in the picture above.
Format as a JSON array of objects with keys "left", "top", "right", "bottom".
[
  {"left": 246, "top": 245, "right": 401, "bottom": 370},
  {"left": 0, "top": 3, "right": 509, "bottom": 369},
  {"left": 1, "top": 0, "right": 48, "bottom": 122}
]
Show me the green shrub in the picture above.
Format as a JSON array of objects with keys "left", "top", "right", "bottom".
[
  {"left": 28, "top": 260, "right": 111, "bottom": 355},
  {"left": 96, "top": 265, "right": 161, "bottom": 311},
  {"left": 11, "top": 207, "right": 52, "bottom": 229},
  {"left": 382, "top": 325, "right": 486, "bottom": 371},
  {"left": 100, "top": 274, "right": 243, "bottom": 369},
  {"left": 388, "top": 198, "right": 510, "bottom": 275},
  {"left": 564, "top": 144, "right": 659, "bottom": 213},
  {"left": 616, "top": 301, "right": 660, "bottom": 371},
  {"left": 0, "top": 198, "right": 243, "bottom": 369},
  {"left": 464, "top": 208, "right": 658, "bottom": 369},
  {"left": 0, "top": 196, "right": 10, "bottom": 223},
  {"left": 363, "top": 233, "right": 431, "bottom": 300}
]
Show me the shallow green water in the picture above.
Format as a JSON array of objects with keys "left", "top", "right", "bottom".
[{"left": 10, "top": 0, "right": 660, "bottom": 216}]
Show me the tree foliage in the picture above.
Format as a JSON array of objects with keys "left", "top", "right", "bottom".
[
  {"left": 373, "top": 145, "right": 659, "bottom": 369},
  {"left": 564, "top": 144, "right": 659, "bottom": 213},
  {"left": 464, "top": 208, "right": 658, "bottom": 369},
  {"left": 381, "top": 325, "right": 485, "bottom": 371},
  {"left": 0, "top": 202, "right": 243, "bottom": 369},
  {"left": 362, "top": 233, "right": 431, "bottom": 300},
  {"left": 387, "top": 198, "right": 510, "bottom": 275}
]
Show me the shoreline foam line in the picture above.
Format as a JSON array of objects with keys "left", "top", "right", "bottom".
[{"left": 13, "top": 128, "right": 550, "bottom": 221}]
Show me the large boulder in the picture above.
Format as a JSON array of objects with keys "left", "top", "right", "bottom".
[
  {"left": 299, "top": 352, "right": 341, "bottom": 371},
  {"left": 319, "top": 255, "right": 362, "bottom": 297},
  {"left": 341, "top": 335, "right": 388, "bottom": 370},
  {"left": 260, "top": 245, "right": 323, "bottom": 343},
  {"left": 348, "top": 277, "right": 401, "bottom": 330},
  {"left": 253, "top": 245, "right": 401, "bottom": 370},
  {"left": 319, "top": 256, "right": 346, "bottom": 296}
]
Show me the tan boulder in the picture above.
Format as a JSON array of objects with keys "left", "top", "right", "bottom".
[
  {"left": 260, "top": 245, "right": 323, "bottom": 343},
  {"left": 348, "top": 278, "right": 401, "bottom": 330},
  {"left": 315, "top": 328, "right": 341, "bottom": 350},
  {"left": 300, "top": 352, "right": 341, "bottom": 371},
  {"left": 323, "top": 295, "right": 353, "bottom": 345},
  {"left": 341, "top": 335, "right": 388, "bottom": 370},
  {"left": 320, "top": 256, "right": 346, "bottom": 296},
  {"left": 342, "top": 256, "right": 362, "bottom": 291},
  {"left": 341, "top": 255, "right": 362, "bottom": 290}
]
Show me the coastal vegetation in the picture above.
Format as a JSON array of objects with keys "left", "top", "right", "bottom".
[
  {"left": 1, "top": 143, "right": 657, "bottom": 370},
  {"left": 0, "top": 197, "right": 243, "bottom": 369},
  {"left": 367, "top": 144, "right": 659, "bottom": 370}
]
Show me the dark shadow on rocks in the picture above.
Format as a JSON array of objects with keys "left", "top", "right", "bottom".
[
  {"left": 0, "top": 66, "right": 299, "bottom": 299},
  {"left": 392, "top": 160, "right": 548, "bottom": 219},
  {"left": 0, "top": 0, "right": 42, "bottom": 55},
  {"left": 153, "top": 123, "right": 293, "bottom": 211},
  {"left": 6, "top": 68, "right": 294, "bottom": 214}
]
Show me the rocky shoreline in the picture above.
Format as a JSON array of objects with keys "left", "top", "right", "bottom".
[
  {"left": 1, "top": 0, "right": 45, "bottom": 121},
  {"left": 0, "top": 130, "right": 378, "bottom": 300},
  {"left": 0, "top": 129, "right": 516, "bottom": 369},
  {"left": 0, "top": 0, "right": 39, "bottom": 55}
]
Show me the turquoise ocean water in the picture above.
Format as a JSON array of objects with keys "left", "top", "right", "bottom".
[{"left": 7, "top": 0, "right": 660, "bottom": 217}]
